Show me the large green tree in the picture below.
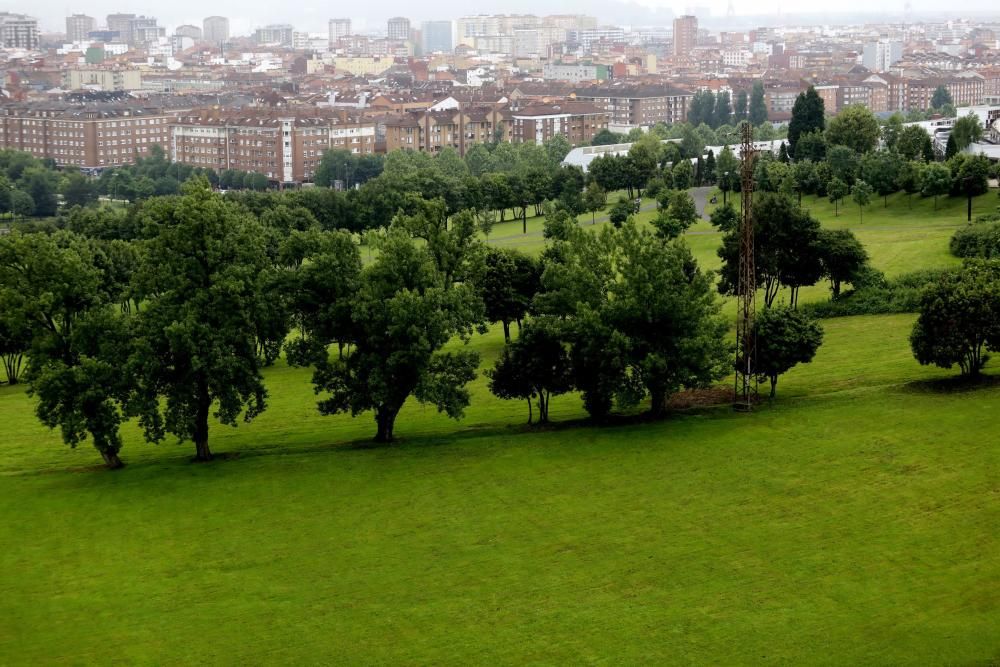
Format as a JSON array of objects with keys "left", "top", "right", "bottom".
[
  {"left": 128, "top": 180, "right": 279, "bottom": 461},
  {"left": 487, "top": 317, "right": 573, "bottom": 424},
  {"left": 749, "top": 82, "right": 768, "bottom": 126},
  {"left": 787, "top": 86, "right": 825, "bottom": 157},
  {"left": 475, "top": 247, "right": 541, "bottom": 342},
  {"left": 610, "top": 222, "right": 729, "bottom": 415},
  {"left": 910, "top": 260, "right": 1000, "bottom": 378},
  {"left": 751, "top": 306, "right": 824, "bottom": 397},
  {"left": 826, "top": 105, "right": 881, "bottom": 154},
  {"left": 0, "top": 232, "right": 130, "bottom": 468},
  {"left": 816, "top": 228, "right": 869, "bottom": 298},
  {"left": 311, "top": 229, "right": 484, "bottom": 442}
]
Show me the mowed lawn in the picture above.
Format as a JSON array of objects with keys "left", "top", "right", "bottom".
[{"left": 1, "top": 192, "right": 1000, "bottom": 664}]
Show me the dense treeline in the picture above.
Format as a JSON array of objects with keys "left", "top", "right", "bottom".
[{"left": 3, "top": 90, "right": 999, "bottom": 470}]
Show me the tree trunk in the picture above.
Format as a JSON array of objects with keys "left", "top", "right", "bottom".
[
  {"left": 649, "top": 387, "right": 666, "bottom": 417},
  {"left": 100, "top": 450, "right": 125, "bottom": 469},
  {"left": 193, "top": 376, "right": 212, "bottom": 461},
  {"left": 526, "top": 398, "right": 533, "bottom": 425},
  {"left": 374, "top": 404, "right": 400, "bottom": 442},
  {"left": 536, "top": 391, "right": 548, "bottom": 424},
  {"left": 522, "top": 208, "right": 527, "bottom": 234},
  {"left": 770, "top": 376, "right": 778, "bottom": 398},
  {"left": 502, "top": 320, "right": 511, "bottom": 343}
]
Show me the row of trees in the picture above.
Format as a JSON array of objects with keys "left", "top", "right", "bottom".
[{"left": 687, "top": 82, "right": 769, "bottom": 129}]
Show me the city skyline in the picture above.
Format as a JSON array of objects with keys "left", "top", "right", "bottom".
[{"left": 23, "top": 3, "right": 1000, "bottom": 35}]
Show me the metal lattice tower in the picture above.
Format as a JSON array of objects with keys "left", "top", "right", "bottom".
[{"left": 734, "top": 122, "right": 758, "bottom": 411}]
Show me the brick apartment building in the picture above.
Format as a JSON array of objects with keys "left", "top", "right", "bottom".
[
  {"left": 509, "top": 102, "right": 608, "bottom": 145},
  {"left": 572, "top": 84, "right": 692, "bottom": 127},
  {"left": 169, "top": 111, "right": 377, "bottom": 184},
  {"left": 383, "top": 107, "right": 512, "bottom": 155},
  {"left": 0, "top": 103, "right": 173, "bottom": 169}
]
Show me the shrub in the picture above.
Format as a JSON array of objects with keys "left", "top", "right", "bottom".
[
  {"left": 950, "top": 221, "right": 1000, "bottom": 258},
  {"left": 802, "top": 268, "right": 955, "bottom": 318}
]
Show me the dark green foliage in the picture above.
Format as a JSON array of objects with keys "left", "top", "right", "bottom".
[
  {"left": 0, "top": 232, "right": 130, "bottom": 467},
  {"left": 826, "top": 105, "right": 880, "bottom": 154},
  {"left": 60, "top": 171, "right": 98, "bottom": 208},
  {"left": 920, "top": 162, "right": 951, "bottom": 209},
  {"left": 714, "top": 91, "right": 732, "bottom": 128},
  {"left": 945, "top": 134, "right": 958, "bottom": 159},
  {"left": 590, "top": 128, "right": 625, "bottom": 146},
  {"left": 950, "top": 153, "right": 990, "bottom": 197},
  {"left": 896, "top": 125, "right": 933, "bottom": 161},
  {"left": 951, "top": 220, "right": 1000, "bottom": 258},
  {"left": 931, "top": 85, "right": 953, "bottom": 110},
  {"left": 816, "top": 228, "right": 869, "bottom": 298},
  {"left": 718, "top": 193, "right": 824, "bottom": 307},
  {"left": 794, "top": 130, "right": 827, "bottom": 162},
  {"left": 734, "top": 89, "right": 749, "bottom": 122},
  {"left": 949, "top": 114, "right": 983, "bottom": 152},
  {"left": 609, "top": 197, "right": 632, "bottom": 228},
  {"left": 608, "top": 223, "right": 729, "bottom": 415},
  {"left": 476, "top": 247, "right": 541, "bottom": 342},
  {"left": 803, "top": 269, "right": 955, "bottom": 318},
  {"left": 128, "top": 180, "right": 279, "bottom": 461},
  {"left": 860, "top": 151, "right": 901, "bottom": 206},
  {"left": 709, "top": 202, "right": 738, "bottom": 232},
  {"left": 751, "top": 306, "right": 824, "bottom": 397},
  {"left": 910, "top": 260, "right": 1000, "bottom": 378},
  {"left": 487, "top": 317, "right": 573, "bottom": 424},
  {"left": 651, "top": 190, "right": 698, "bottom": 240},
  {"left": 310, "top": 229, "right": 483, "bottom": 442},
  {"left": 787, "top": 87, "right": 825, "bottom": 156},
  {"left": 749, "top": 82, "right": 768, "bottom": 126}
]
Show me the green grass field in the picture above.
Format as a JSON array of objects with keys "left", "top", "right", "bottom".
[{"left": 1, "top": 190, "right": 999, "bottom": 664}]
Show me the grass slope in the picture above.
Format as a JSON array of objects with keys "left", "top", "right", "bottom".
[{"left": 1, "top": 192, "right": 1000, "bottom": 664}]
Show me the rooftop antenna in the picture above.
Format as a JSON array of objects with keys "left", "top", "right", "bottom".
[{"left": 734, "top": 121, "right": 758, "bottom": 412}]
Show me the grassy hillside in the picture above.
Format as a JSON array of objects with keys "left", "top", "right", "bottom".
[{"left": 1, "top": 190, "right": 999, "bottom": 664}]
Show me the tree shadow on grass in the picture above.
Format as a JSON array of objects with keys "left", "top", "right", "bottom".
[{"left": 900, "top": 372, "right": 1000, "bottom": 395}]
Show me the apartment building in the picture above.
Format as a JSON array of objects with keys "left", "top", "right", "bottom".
[
  {"left": 509, "top": 102, "right": 608, "bottom": 145},
  {"left": 203, "top": 16, "right": 229, "bottom": 44},
  {"left": 673, "top": 15, "right": 698, "bottom": 57},
  {"left": 0, "top": 13, "right": 39, "bottom": 50},
  {"left": 0, "top": 104, "right": 173, "bottom": 169},
  {"left": 573, "top": 85, "right": 693, "bottom": 127},
  {"left": 383, "top": 107, "right": 511, "bottom": 155},
  {"left": 63, "top": 68, "right": 143, "bottom": 92},
  {"left": 170, "top": 112, "right": 377, "bottom": 184},
  {"left": 904, "top": 72, "right": 985, "bottom": 110},
  {"left": 66, "top": 14, "right": 96, "bottom": 42}
]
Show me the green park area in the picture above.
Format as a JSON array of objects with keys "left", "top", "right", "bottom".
[{"left": 2, "top": 177, "right": 998, "bottom": 663}]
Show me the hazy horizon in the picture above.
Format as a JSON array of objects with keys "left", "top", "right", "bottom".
[{"left": 27, "top": 1, "right": 1000, "bottom": 36}]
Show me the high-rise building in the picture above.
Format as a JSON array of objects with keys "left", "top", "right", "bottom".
[
  {"left": 106, "top": 13, "right": 136, "bottom": 43},
  {"left": 203, "top": 16, "right": 229, "bottom": 44},
  {"left": 421, "top": 21, "right": 452, "bottom": 54},
  {"left": 387, "top": 17, "right": 410, "bottom": 41},
  {"left": 66, "top": 14, "right": 96, "bottom": 42},
  {"left": 175, "top": 25, "right": 202, "bottom": 41},
  {"left": 862, "top": 40, "right": 903, "bottom": 72},
  {"left": 328, "top": 18, "right": 351, "bottom": 45},
  {"left": 255, "top": 24, "right": 294, "bottom": 46},
  {"left": 0, "top": 12, "right": 39, "bottom": 50},
  {"left": 672, "top": 14, "right": 698, "bottom": 57}
]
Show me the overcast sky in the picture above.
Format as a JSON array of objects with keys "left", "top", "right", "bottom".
[{"left": 32, "top": 1, "right": 996, "bottom": 35}]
